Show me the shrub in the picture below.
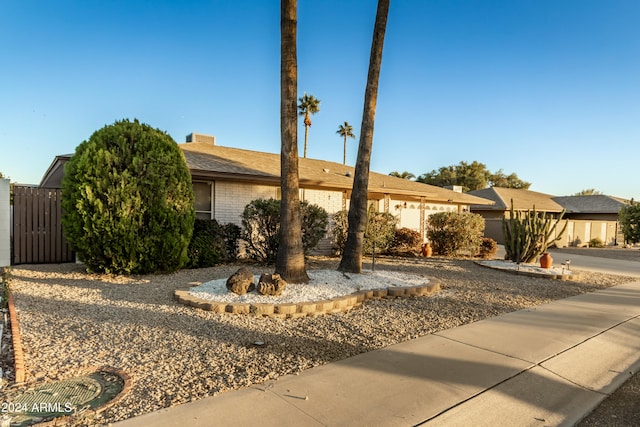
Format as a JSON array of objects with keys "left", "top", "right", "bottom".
[
  {"left": 478, "top": 237, "right": 498, "bottom": 259},
  {"left": 221, "top": 222, "right": 242, "bottom": 260},
  {"left": 427, "top": 211, "right": 484, "bottom": 256},
  {"left": 332, "top": 207, "right": 397, "bottom": 255},
  {"left": 186, "top": 219, "right": 240, "bottom": 268},
  {"left": 241, "top": 198, "right": 329, "bottom": 262},
  {"left": 389, "top": 227, "right": 422, "bottom": 254},
  {"left": 61, "top": 119, "right": 194, "bottom": 274},
  {"left": 364, "top": 209, "right": 397, "bottom": 255},
  {"left": 588, "top": 237, "right": 604, "bottom": 248},
  {"left": 301, "top": 201, "right": 330, "bottom": 254},
  {"left": 187, "top": 219, "right": 226, "bottom": 268},
  {"left": 331, "top": 210, "right": 349, "bottom": 255},
  {"left": 242, "top": 199, "right": 280, "bottom": 262}
]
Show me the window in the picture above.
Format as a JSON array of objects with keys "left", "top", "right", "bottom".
[{"left": 193, "top": 181, "right": 213, "bottom": 220}]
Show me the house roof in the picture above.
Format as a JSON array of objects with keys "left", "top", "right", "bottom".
[
  {"left": 552, "top": 195, "right": 629, "bottom": 214},
  {"left": 39, "top": 142, "right": 494, "bottom": 206},
  {"left": 468, "top": 187, "right": 564, "bottom": 212},
  {"left": 181, "top": 142, "right": 493, "bottom": 205}
]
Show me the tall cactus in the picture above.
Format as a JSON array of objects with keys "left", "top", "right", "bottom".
[{"left": 502, "top": 199, "right": 567, "bottom": 263}]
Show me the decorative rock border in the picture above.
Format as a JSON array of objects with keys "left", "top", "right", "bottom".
[
  {"left": 175, "top": 278, "right": 442, "bottom": 318},
  {"left": 474, "top": 261, "right": 582, "bottom": 281},
  {"left": 8, "top": 290, "right": 26, "bottom": 384}
]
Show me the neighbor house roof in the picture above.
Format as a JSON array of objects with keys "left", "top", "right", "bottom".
[
  {"left": 468, "top": 187, "right": 564, "bottom": 212},
  {"left": 39, "top": 142, "right": 494, "bottom": 207},
  {"left": 552, "top": 195, "right": 629, "bottom": 214}
]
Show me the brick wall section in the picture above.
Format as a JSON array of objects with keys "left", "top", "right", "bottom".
[
  {"left": 8, "top": 291, "right": 25, "bottom": 383},
  {"left": 213, "top": 181, "right": 278, "bottom": 225},
  {"left": 204, "top": 181, "right": 470, "bottom": 253}
]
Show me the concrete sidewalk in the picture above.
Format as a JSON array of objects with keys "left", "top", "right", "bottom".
[{"left": 115, "top": 280, "right": 640, "bottom": 427}]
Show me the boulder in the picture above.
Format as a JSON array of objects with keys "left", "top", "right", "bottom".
[
  {"left": 226, "top": 267, "right": 255, "bottom": 295},
  {"left": 256, "top": 273, "right": 287, "bottom": 296}
]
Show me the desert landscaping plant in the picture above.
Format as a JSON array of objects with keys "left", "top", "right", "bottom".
[
  {"left": 389, "top": 227, "right": 422, "bottom": 255},
  {"left": 478, "top": 237, "right": 498, "bottom": 259},
  {"left": 588, "top": 237, "right": 605, "bottom": 248},
  {"left": 364, "top": 208, "right": 397, "bottom": 255},
  {"left": 187, "top": 219, "right": 231, "bottom": 268},
  {"left": 502, "top": 200, "right": 567, "bottom": 263},
  {"left": 241, "top": 198, "right": 328, "bottom": 263},
  {"left": 332, "top": 207, "right": 397, "bottom": 255},
  {"left": 427, "top": 211, "right": 484, "bottom": 256},
  {"left": 61, "top": 119, "right": 195, "bottom": 274}
]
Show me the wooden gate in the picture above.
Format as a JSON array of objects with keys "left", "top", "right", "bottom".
[{"left": 12, "top": 186, "right": 74, "bottom": 264}]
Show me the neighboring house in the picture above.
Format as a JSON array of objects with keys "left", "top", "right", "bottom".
[
  {"left": 41, "top": 133, "right": 494, "bottom": 253},
  {"left": 469, "top": 187, "right": 628, "bottom": 246},
  {"left": 552, "top": 195, "right": 628, "bottom": 246}
]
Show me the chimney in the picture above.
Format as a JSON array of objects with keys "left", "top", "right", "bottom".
[
  {"left": 444, "top": 185, "right": 463, "bottom": 193},
  {"left": 186, "top": 133, "right": 216, "bottom": 145}
]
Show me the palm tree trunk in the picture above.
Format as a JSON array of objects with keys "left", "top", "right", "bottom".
[
  {"left": 276, "top": 0, "right": 309, "bottom": 283},
  {"left": 343, "top": 135, "right": 347, "bottom": 164},
  {"left": 338, "top": 0, "right": 389, "bottom": 273},
  {"left": 303, "top": 115, "right": 310, "bottom": 158}
]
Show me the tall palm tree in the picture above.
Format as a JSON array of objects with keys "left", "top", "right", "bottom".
[
  {"left": 389, "top": 170, "right": 415, "bottom": 180},
  {"left": 339, "top": 0, "right": 389, "bottom": 274},
  {"left": 275, "top": 0, "right": 309, "bottom": 283},
  {"left": 298, "top": 92, "right": 320, "bottom": 158},
  {"left": 337, "top": 121, "right": 356, "bottom": 165}
]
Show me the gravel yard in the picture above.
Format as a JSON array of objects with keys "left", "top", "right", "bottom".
[{"left": 4, "top": 256, "right": 636, "bottom": 426}]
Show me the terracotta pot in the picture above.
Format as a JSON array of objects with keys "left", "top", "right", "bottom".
[
  {"left": 539, "top": 252, "right": 553, "bottom": 269},
  {"left": 421, "top": 243, "right": 432, "bottom": 257}
]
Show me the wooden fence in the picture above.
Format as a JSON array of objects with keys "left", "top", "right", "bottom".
[{"left": 12, "top": 186, "right": 74, "bottom": 264}]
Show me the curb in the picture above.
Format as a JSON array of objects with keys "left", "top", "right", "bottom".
[
  {"left": 175, "top": 278, "right": 442, "bottom": 318},
  {"left": 474, "top": 260, "right": 582, "bottom": 281},
  {"left": 8, "top": 290, "right": 26, "bottom": 384}
]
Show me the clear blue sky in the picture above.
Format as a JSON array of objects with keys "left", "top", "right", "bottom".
[{"left": 1, "top": 1, "right": 638, "bottom": 200}]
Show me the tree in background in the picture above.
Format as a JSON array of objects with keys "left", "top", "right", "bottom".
[
  {"left": 417, "top": 161, "right": 530, "bottom": 191},
  {"left": 337, "top": 121, "right": 356, "bottom": 165},
  {"left": 574, "top": 188, "right": 603, "bottom": 196},
  {"left": 489, "top": 169, "right": 531, "bottom": 189},
  {"left": 298, "top": 92, "right": 321, "bottom": 158},
  {"left": 338, "top": 0, "right": 390, "bottom": 274},
  {"left": 619, "top": 199, "right": 640, "bottom": 244},
  {"left": 61, "top": 119, "right": 194, "bottom": 274},
  {"left": 388, "top": 170, "right": 415, "bottom": 180},
  {"left": 276, "top": 0, "right": 309, "bottom": 283},
  {"left": 418, "top": 161, "right": 490, "bottom": 191}
]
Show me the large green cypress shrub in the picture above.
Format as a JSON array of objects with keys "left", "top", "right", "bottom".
[{"left": 61, "top": 119, "right": 194, "bottom": 274}]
